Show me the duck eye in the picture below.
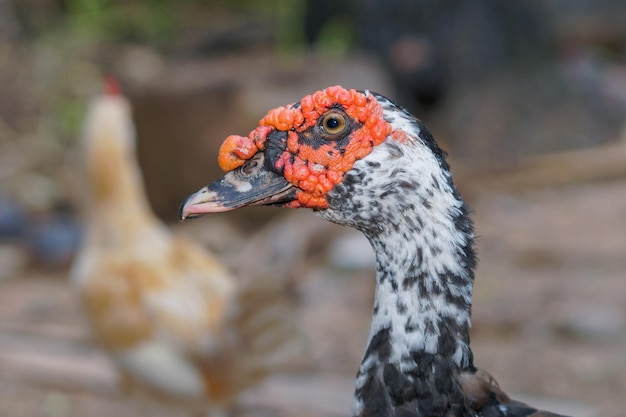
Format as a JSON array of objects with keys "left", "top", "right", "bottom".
[{"left": 321, "top": 112, "right": 347, "bottom": 135}]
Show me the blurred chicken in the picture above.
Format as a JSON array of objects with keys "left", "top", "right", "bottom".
[{"left": 71, "top": 77, "right": 296, "bottom": 415}]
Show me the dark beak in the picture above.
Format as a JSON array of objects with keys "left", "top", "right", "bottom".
[{"left": 179, "top": 154, "right": 296, "bottom": 220}]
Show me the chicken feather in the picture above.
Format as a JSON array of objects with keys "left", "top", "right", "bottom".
[{"left": 71, "top": 77, "right": 296, "bottom": 413}]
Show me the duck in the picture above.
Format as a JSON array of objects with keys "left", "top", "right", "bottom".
[
  {"left": 71, "top": 76, "right": 297, "bottom": 415},
  {"left": 179, "top": 86, "right": 568, "bottom": 417}
]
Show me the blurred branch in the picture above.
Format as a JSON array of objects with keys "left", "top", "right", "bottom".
[
  {"left": 460, "top": 137, "right": 626, "bottom": 194},
  {"left": 0, "top": 325, "right": 120, "bottom": 397}
]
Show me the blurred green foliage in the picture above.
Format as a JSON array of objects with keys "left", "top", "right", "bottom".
[
  {"left": 10, "top": 0, "right": 312, "bottom": 143},
  {"left": 16, "top": 0, "right": 308, "bottom": 49},
  {"left": 64, "top": 0, "right": 180, "bottom": 43},
  {"left": 4, "top": 0, "right": 355, "bottom": 175}
]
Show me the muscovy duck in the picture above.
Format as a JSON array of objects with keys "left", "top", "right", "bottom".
[{"left": 180, "top": 86, "right": 567, "bottom": 417}]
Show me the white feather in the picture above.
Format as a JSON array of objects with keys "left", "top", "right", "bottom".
[{"left": 115, "top": 341, "right": 204, "bottom": 398}]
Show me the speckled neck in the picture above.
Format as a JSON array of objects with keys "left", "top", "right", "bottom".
[
  {"left": 318, "top": 103, "right": 478, "bottom": 416},
  {"left": 352, "top": 158, "right": 476, "bottom": 416}
]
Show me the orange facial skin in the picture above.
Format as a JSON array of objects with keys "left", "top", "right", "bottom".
[{"left": 217, "top": 86, "right": 392, "bottom": 208}]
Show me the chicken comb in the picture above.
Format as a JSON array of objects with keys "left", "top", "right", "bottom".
[{"left": 103, "top": 74, "right": 122, "bottom": 96}]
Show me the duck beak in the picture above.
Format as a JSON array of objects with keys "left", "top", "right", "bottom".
[{"left": 179, "top": 154, "right": 296, "bottom": 220}]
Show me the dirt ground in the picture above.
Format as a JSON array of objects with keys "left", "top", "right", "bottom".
[{"left": 0, "top": 177, "right": 624, "bottom": 417}]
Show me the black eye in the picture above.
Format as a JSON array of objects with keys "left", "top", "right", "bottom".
[
  {"left": 321, "top": 112, "right": 347, "bottom": 136},
  {"left": 326, "top": 117, "right": 340, "bottom": 129}
]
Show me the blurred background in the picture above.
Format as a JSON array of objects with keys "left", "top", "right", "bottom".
[{"left": 1, "top": 0, "right": 626, "bottom": 416}]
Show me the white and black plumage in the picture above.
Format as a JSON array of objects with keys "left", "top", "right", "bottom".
[{"left": 180, "top": 86, "right": 568, "bottom": 417}]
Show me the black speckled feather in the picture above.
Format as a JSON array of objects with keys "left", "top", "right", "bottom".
[
  {"left": 320, "top": 95, "right": 568, "bottom": 417},
  {"left": 180, "top": 88, "right": 572, "bottom": 417}
]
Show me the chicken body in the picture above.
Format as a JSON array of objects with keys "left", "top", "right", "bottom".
[{"left": 72, "top": 82, "right": 291, "bottom": 413}]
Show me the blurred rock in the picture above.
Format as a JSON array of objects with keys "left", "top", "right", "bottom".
[
  {"left": 241, "top": 373, "right": 354, "bottom": 417},
  {"left": 0, "top": 244, "right": 28, "bottom": 280},
  {"left": 554, "top": 305, "right": 626, "bottom": 342},
  {"left": 328, "top": 229, "right": 375, "bottom": 270},
  {"left": 12, "top": 173, "right": 64, "bottom": 213},
  {"left": 512, "top": 393, "right": 596, "bottom": 417},
  {"left": 0, "top": 196, "right": 28, "bottom": 240},
  {"left": 26, "top": 209, "right": 82, "bottom": 269}
]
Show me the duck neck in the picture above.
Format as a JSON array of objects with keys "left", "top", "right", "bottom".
[
  {"left": 365, "top": 216, "right": 475, "bottom": 369},
  {"left": 349, "top": 150, "right": 477, "bottom": 416}
]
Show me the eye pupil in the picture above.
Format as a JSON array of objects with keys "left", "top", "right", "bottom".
[
  {"left": 326, "top": 118, "right": 339, "bottom": 129},
  {"left": 322, "top": 112, "right": 346, "bottom": 136}
]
